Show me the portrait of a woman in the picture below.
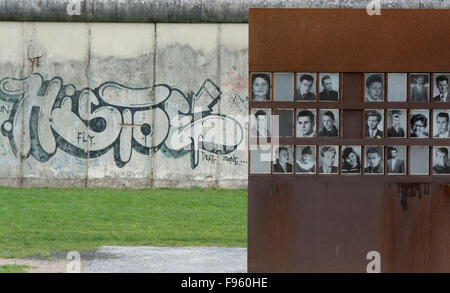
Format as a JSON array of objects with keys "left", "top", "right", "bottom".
[
  {"left": 342, "top": 146, "right": 361, "bottom": 174},
  {"left": 251, "top": 73, "right": 271, "bottom": 101}
]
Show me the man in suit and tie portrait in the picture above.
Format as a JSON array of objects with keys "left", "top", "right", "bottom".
[
  {"left": 365, "top": 110, "right": 384, "bottom": 138},
  {"left": 387, "top": 147, "right": 405, "bottom": 174},
  {"left": 296, "top": 74, "right": 316, "bottom": 100},
  {"left": 411, "top": 74, "right": 429, "bottom": 101},
  {"left": 387, "top": 110, "right": 405, "bottom": 137},
  {"left": 434, "top": 112, "right": 450, "bottom": 138},
  {"left": 433, "top": 75, "right": 448, "bottom": 102},
  {"left": 364, "top": 147, "right": 383, "bottom": 174}
]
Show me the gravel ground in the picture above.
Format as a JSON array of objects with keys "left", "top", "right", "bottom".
[{"left": 84, "top": 246, "right": 247, "bottom": 273}]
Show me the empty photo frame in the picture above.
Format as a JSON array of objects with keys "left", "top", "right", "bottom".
[
  {"left": 433, "top": 109, "right": 450, "bottom": 138},
  {"left": 250, "top": 145, "right": 272, "bottom": 174},
  {"left": 432, "top": 73, "right": 450, "bottom": 102},
  {"left": 365, "top": 73, "right": 385, "bottom": 102},
  {"left": 388, "top": 73, "right": 407, "bottom": 102},
  {"left": 318, "top": 109, "right": 339, "bottom": 137},
  {"left": 387, "top": 109, "right": 407, "bottom": 138},
  {"left": 410, "top": 146, "right": 429, "bottom": 175},
  {"left": 273, "top": 72, "right": 294, "bottom": 101},
  {"left": 433, "top": 146, "right": 450, "bottom": 175},
  {"left": 341, "top": 146, "right": 361, "bottom": 174},
  {"left": 273, "top": 109, "right": 294, "bottom": 137},
  {"left": 318, "top": 145, "right": 339, "bottom": 174},
  {"left": 296, "top": 109, "right": 316, "bottom": 137},
  {"left": 250, "top": 108, "right": 271, "bottom": 138},
  {"left": 410, "top": 109, "right": 430, "bottom": 138},
  {"left": 364, "top": 146, "right": 384, "bottom": 174},
  {"left": 273, "top": 145, "right": 294, "bottom": 174},
  {"left": 387, "top": 146, "right": 406, "bottom": 175},
  {"left": 319, "top": 73, "right": 340, "bottom": 101},
  {"left": 296, "top": 145, "right": 316, "bottom": 174},
  {"left": 251, "top": 72, "right": 271, "bottom": 101},
  {"left": 410, "top": 73, "right": 430, "bottom": 102},
  {"left": 296, "top": 73, "right": 317, "bottom": 101},
  {"left": 364, "top": 109, "right": 384, "bottom": 138}
]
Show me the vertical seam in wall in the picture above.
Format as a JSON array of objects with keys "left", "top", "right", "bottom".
[
  {"left": 19, "top": 21, "right": 25, "bottom": 187},
  {"left": 150, "top": 22, "right": 157, "bottom": 188},
  {"left": 85, "top": 24, "right": 92, "bottom": 189},
  {"left": 216, "top": 24, "right": 222, "bottom": 188}
]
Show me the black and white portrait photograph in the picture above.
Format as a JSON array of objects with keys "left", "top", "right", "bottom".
[
  {"left": 433, "top": 146, "right": 450, "bottom": 175},
  {"left": 387, "top": 146, "right": 406, "bottom": 175},
  {"left": 251, "top": 72, "right": 271, "bottom": 101},
  {"left": 318, "top": 146, "right": 339, "bottom": 174},
  {"left": 387, "top": 109, "right": 406, "bottom": 138},
  {"left": 273, "top": 145, "right": 294, "bottom": 174},
  {"left": 388, "top": 73, "right": 407, "bottom": 102},
  {"left": 296, "top": 109, "right": 316, "bottom": 137},
  {"left": 410, "top": 109, "right": 429, "bottom": 138},
  {"left": 295, "top": 145, "right": 316, "bottom": 174},
  {"left": 250, "top": 109, "right": 271, "bottom": 138},
  {"left": 319, "top": 73, "right": 339, "bottom": 101},
  {"left": 250, "top": 146, "right": 272, "bottom": 174},
  {"left": 365, "top": 73, "right": 384, "bottom": 102},
  {"left": 296, "top": 73, "right": 316, "bottom": 101},
  {"left": 410, "top": 146, "right": 429, "bottom": 175},
  {"left": 433, "top": 110, "right": 450, "bottom": 138},
  {"left": 273, "top": 72, "right": 294, "bottom": 101},
  {"left": 432, "top": 73, "right": 449, "bottom": 102},
  {"left": 364, "top": 146, "right": 384, "bottom": 174},
  {"left": 410, "top": 73, "right": 430, "bottom": 102},
  {"left": 364, "top": 110, "right": 384, "bottom": 138},
  {"left": 318, "top": 109, "right": 339, "bottom": 137},
  {"left": 273, "top": 109, "right": 293, "bottom": 137},
  {"left": 341, "top": 146, "right": 361, "bottom": 174}
]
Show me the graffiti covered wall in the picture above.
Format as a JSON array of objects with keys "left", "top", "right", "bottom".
[{"left": 0, "top": 22, "right": 248, "bottom": 188}]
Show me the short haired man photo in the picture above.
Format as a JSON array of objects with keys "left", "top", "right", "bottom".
[
  {"left": 433, "top": 75, "right": 449, "bottom": 102},
  {"left": 387, "top": 147, "right": 405, "bottom": 174},
  {"left": 273, "top": 146, "right": 293, "bottom": 173},
  {"left": 364, "top": 110, "right": 384, "bottom": 138},
  {"left": 319, "top": 74, "right": 339, "bottom": 101},
  {"left": 365, "top": 74, "right": 384, "bottom": 102},
  {"left": 434, "top": 111, "right": 450, "bottom": 138},
  {"left": 296, "top": 73, "right": 316, "bottom": 101},
  {"left": 319, "top": 110, "right": 339, "bottom": 137},
  {"left": 433, "top": 147, "right": 450, "bottom": 174},
  {"left": 318, "top": 146, "right": 338, "bottom": 174},
  {"left": 296, "top": 110, "right": 316, "bottom": 137},
  {"left": 411, "top": 74, "right": 430, "bottom": 102},
  {"left": 387, "top": 110, "right": 406, "bottom": 138},
  {"left": 364, "top": 147, "right": 383, "bottom": 174}
]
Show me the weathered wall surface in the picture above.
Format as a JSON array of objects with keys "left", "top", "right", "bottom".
[{"left": 0, "top": 22, "right": 248, "bottom": 188}]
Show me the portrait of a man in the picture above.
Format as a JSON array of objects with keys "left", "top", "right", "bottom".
[
  {"left": 318, "top": 146, "right": 338, "bottom": 174},
  {"left": 319, "top": 110, "right": 339, "bottom": 137},
  {"left": 296, "top": 109, "right": 316, "bottom": 137},
  {"left": 433, "top": 74, "right": 449, "bottom": 102},
  {"left": 251, "top": 109, "right": 271, "bottom": 138},
  {"left": 365, "top": 73, "right": 384, "bottom": 102},
  {"left": 410, "top": 73, "right": 430, "bottom": 102},
  {"left": 387, "top": 109, "right": 406, "bottom": 138},
  {"left": 387, "top": 146, "right": 405, "bottom": 174},
  {"left": 410, "top": 111, "right": 429, "bottom": 138},
  {"left": 251, "top": 73, "right": 271, "bottom": 101},
  {"left": 364, "top": 147, "right": 384, "bottom": 174},
  {"left": 434, "top": 111, "right": 450, "bottom": 138},
  {"left": 433, "top": 147, "right": 450, "bottom": 175},
  {"left": 319, "top": 73, "right": 339, "bottom": 101},
  {"left": 296, "top": 73, "right": 316, "bottom": 101},
  {"left": 273, "top": 146, "right": 293, "bottom": 173},
  {"left": 296, "top": 146, "right": 316, "bottom": 174},
  {"left": 364, "top": 110, "right": 384, "bottom": 138}
]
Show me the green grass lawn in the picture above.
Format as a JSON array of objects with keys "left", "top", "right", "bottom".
[
  {"left": 0, "top": 264, "right": 31, "bottom": 273},
  {"left": 0, "top": 187, "right": 247, "bottom": 258}
]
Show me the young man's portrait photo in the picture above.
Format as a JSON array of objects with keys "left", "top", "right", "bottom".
[
  {"left": 364, "top": 110, "right": 384, "bottom": 138},
  {"left": 250, "top": 109, "right": 271, "bottom": 138},
  {"left": 433, "top": 74, "right": 449, "bottom": 102},
  {"left": 273, "top": 145, "right": 294, "bottom": 174},
  {"left": 319, "top": 109, "right": 339, "bottom": 137},
  {"left": 387, "top": 109, "right": 406, "bottom": 138},
  {"left": 433, "top": 147, "right": 450, "bottom": 175},
  {"left": 318, "top": 146, "right": 339, "bottom": 174},
  {"left": 365, "top": 73, "right": 384, "bottom": 102},
  {"left": 296, "top": 109, "right": 316, "bottom": 137},
  {"left": 410, "top": 73, "right": 430, "bottom": 102},
  {"left": 319, "top": 73, "right": 339, "bottom": 101},
  {"left": 433, "top": 110, "right": 450, "bottom": 138},
  {"left": 364, "top": 146, "right": 384, "bottom": 174},
  {"left": 387, "top": 146, "right": 406, "bottom": 175},
  {"left": 296, "top": 73, "right": 316, "bottom": 101}
]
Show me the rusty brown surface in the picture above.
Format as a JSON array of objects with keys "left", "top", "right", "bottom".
[{"left": 248, "top": 9, "right": 450, "bottom": 273}]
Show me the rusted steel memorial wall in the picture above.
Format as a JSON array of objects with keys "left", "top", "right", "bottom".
[{"left": 248, "top": 9, "right": 450, "bottom": 272}]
